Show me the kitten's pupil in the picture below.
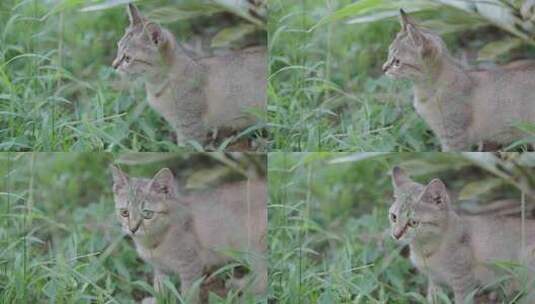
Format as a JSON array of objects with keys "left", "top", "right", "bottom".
[
  {"left": 408, "top": 219, "right": 417, "bottom": 227},
  {"left": 120, "top": 209, "right": 129, "bottom": 217},
  {"left": 390, "top": 213, "right": 397, "bottom": 222},
  {"left": 124, "top": 55, "right": 131, "bottom": 63},
  {"left": 394, "top": 59, "right": 400, "bottom": 66}
]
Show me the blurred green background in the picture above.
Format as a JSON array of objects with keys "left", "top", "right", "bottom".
[
  {"left": 268, "top": 152, "right": 535, "bottom": 303},
  {"left": 268, "top": 0, "right": 535, "bottom": 151},
  {"left": 0, "top": 152, "right": 266, "bottom": 303},
  {"left": 0, "top": 0, "right": 266, "bottom": 152}
]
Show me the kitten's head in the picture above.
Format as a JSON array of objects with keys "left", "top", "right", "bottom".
[
  {"left": 112, "top": 4, "right": 172, "bottom": 77},
  {"left": 111, "top": 165, "right": 178, "bottom": 238},
  {"left": 383, "top": 9, "right": 446, "bottom": 80},
  {"left": 388, "top": 166, "right": 451, "bottom": 242}
]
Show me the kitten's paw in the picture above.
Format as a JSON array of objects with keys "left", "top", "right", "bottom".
[
  {"left": 141, "top": 297, "right": 156, "bottom": 304},
  {"left": 227, "top": 276, "right": 248, "bottom": 291}
]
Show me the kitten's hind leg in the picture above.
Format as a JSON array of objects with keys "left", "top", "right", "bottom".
[{"left": 228, "top": 256, "right": 267, "bottom": 297}]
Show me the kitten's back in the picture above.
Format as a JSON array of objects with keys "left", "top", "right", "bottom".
[
  {"left": 201, "top": 47, "right": 267, "bottom": 130},
  {"left": 467, "top": 60, "right": 535, "bottom": 144},
  {"left": 467, "top": 215, "right": 535, "bottom": 264},
  {"left": 186, "top": 179, "right": 267, "bottom": 253}
]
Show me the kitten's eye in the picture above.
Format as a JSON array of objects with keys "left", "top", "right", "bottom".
[
  {"left": 394, "top": 59, "right": 400, "bottom": 66},
  {"left": 408, "top": 219, "right": 418, "bottom": 227},
  {"left": 124, "top": 55, "right": 131, "bottom": 63},
  {"left": 390, "top": 213, "right": 397, "bottom": 222},
  {"left": 141, "top": 209, "right": 154, "bottom": 219},
  {"left": 119, "top": 209, "right": 129, "bottom": 217}
]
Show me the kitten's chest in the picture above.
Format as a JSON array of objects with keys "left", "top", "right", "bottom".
[
  {"left": 410, "top": 248, "right": 448, "bottom": 284},
  {"left": 413, "top": 88, "right": 443, "bottom": 118},
  {"left": 136, "top": 242, "right": 175, "bottom": 271}
]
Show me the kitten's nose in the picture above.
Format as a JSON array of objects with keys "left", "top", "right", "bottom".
[
  {"left": 112, "top": 58, "right": 120, "bottom": 70},
  {"left": 382, "top": 62, "right": 390, "bottom": 72},
  {"left": 393, "top": 225, "right": 407, "bottom": 239},
  {"left": 129, "top": 221, "right": 141, "bottom": 234}
]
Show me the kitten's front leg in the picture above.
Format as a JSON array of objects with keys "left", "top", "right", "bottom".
[
  {"left": 426, "top": 279, "right": 441, "bottom": 304},
  {"left": 452, "top": 279, "right": 480, "bottom": 304},
  {"left": 178, "top": 259, "right": 204, "bottom": 304},
  {"left": 153, "top": 269, "right": 169, "bottom": 294},
  {"left": 141, "top": 269, "right": 169, "bottom": 304},
  {"left": 440, "top": 140, "right": 468, "bottom": 152},
  {"left": 175, "top": 123, "right": 207, "bottom": 146}
]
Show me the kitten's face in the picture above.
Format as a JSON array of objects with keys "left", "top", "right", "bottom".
[
  {"left": 383, "top": 34, "right": 424, "bottom": 80},
  {"left": 112, "top": 4, "right": 167, "bottom": 77},
  {"left": 111, "top": 166, "right": 177, "bottom": 239},
  {"left": 383, "top": 10, "right": 443, "bottom": 80},
  {"left": 389, "top": 167, "right": 450, "bottom": 243}
]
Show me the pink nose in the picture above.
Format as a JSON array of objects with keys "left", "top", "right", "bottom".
[{"left": 393, "top": 225, "right": 407, "bottom": 239}]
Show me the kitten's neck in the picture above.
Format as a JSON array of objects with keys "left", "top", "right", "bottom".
[
  {"left": 145, "top": 30, "right": 202, "bottom": 95},
  {"left": 413, "top": 55, "right": 471, "bottom": 98}
]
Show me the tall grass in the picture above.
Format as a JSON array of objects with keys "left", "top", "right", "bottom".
[{"left": 0, "top": 1, "right": 266, "bottom": 152}]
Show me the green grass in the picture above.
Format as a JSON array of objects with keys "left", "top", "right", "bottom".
[
  {"left": 268, "top": 152, "right": 535, "bottom": 303},
  {"left": 0, "top": 1, "right": 266, "bottom": 152},
  {"left": 267, "top": 0, "right": 534, "bottom": 152},
  {"left": 0, "top": 152, "right": 266, "bottom": 303}
]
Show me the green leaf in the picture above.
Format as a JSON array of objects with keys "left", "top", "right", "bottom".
[
  {"left": 458, "top": 178, "right": 504, "bottom": 200},
  {"left": 478, "top": 37, "right": 524, "bottom": 61},
  {"left": 314, "top": 0, "right": 437, "bottom": 30},
  {"left": 114, "top": 153, "right": 179, "bottom": 165},
  {"left": 146, "top": 5, "right": 224, "bottom": 23},
  {"left": 80, "top": 0, "right": 134, "bottom": 12},
  {"left": 211, "top": 24, "right": 258, "bottom": 48},
  {"left": 328, "top": 152, "right": 390, "bottom": 164},
  {"left": 212, "top": 0, "right": 266, "bottom": 27}
]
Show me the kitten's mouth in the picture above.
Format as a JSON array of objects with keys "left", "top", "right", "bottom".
[{"left": 393, "top": 224, "right": 409, "bottom": 240}]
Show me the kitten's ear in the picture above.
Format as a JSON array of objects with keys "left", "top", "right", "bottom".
[
  {"left": 399, "top": 9, "right": 411, "bottom": 31},
  {"left": 149, "top": 168, "right": 176, "bottom": 195},
  {"left": 127, "top": 4, "right": 143, "bottom": 26},
  {"left": 406, "top": 23, "right": 425, "bottom": 46},
  {"left": 403, "top": 17, "right": 439, "bottom": 57},
  {"left": 111, "top": 165, "right": 129, "bottom": 192},
  {"left": 392, "top": 166, "right": 412, "bottom": 188},
  {"left": 145, "top": 23, "right": 166, "bottom": 46},
  {"left": 421, "top": 178, "right": 450, "bottom": 207},
  {"left": 399, "top": 10, "right": 426, "bottom": 47}
]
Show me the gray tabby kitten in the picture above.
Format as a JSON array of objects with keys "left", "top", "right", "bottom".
[
  {"left": 111, "top": 166, "right": 267, "bottom": 303},
  {"left": 383, "top": 10, "right": 535, "bottom": 151},
  {"left": 389, "top": 167, "right": 535, "bottom": 303},
  {"left": 112, "top": 4, "right": 266, "bottom": 145}
]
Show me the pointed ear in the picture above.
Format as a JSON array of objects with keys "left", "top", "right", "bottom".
[
  {"left": 421, "top": 178, "right": 450, "bottom": 207},
  {"left": 111, "top": 165, "right": 129, "bottom": 192},
  {"left": 399, "top": 8, "right": 411, "bottom": 31},
  {"left": 406, "top": 23, "right": 425, "bottom": 46},
  {"left": 145, "top": 23, "right": 166, "bottom": 46},
  {"left": 149, "top": 168, "right": 176, "bottom": 195},
  {"left": 392, "top": 166, "right": 412, "bottom": 188},
  {"left": 127, "top": 3, "right": 143, "bottom": 26}
]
